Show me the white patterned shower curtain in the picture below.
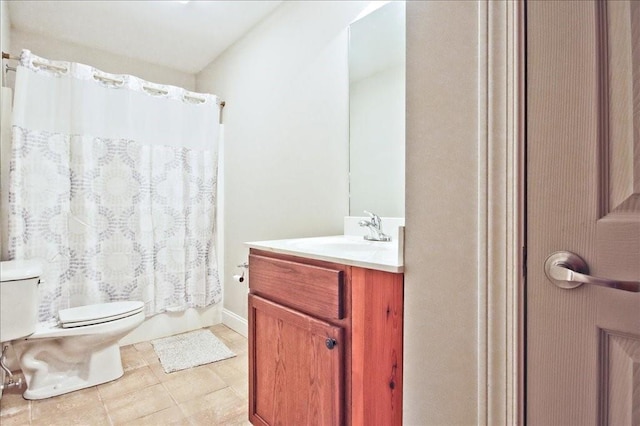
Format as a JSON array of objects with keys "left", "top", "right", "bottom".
[{"left": 7, "top": 50, "right": 222, "bottom": 322}]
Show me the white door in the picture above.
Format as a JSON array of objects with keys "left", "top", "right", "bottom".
[{"left": 528, "top": 1, "right": 640, "bottom": 425}]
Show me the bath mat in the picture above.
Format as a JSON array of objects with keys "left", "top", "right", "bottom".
[{"left": 151, "top": 329, "right": 236, "bottom": 373}]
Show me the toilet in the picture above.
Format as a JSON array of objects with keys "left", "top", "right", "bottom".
[{"left": 0, "top": 260, "right": 145, "bottom": 400}]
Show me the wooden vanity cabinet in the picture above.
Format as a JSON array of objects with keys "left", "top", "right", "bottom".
[{"left": 248, "top": 249, "right": 403, "bottom": 426}]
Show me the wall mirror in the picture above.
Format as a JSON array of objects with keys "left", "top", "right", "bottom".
[{"left": 348, "top": 1, "right": 405, "bottom": 217}]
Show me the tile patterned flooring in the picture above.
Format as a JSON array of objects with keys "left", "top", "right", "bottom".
[{"left": 0, "top": 324, "right": 249, "bottom": 425}]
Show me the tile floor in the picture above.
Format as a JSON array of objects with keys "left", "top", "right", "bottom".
[{"left": 0, "top": 324, "right": 249, "bottom": 425}]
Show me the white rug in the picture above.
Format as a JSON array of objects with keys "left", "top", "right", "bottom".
[{"left": 151, "top": 329, "right": 236, "bottom": 373}]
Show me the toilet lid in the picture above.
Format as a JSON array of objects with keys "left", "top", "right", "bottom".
[{"left": 58, "top": 301, "right": 144, "bottom": 328}]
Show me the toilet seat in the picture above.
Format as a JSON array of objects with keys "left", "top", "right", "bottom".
[{"left": 58, "top": 301, "right": 144, "bottom": 328}]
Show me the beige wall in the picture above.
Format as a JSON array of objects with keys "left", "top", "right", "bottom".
[
  {"left": 405, "top": 1, "right": 481, "bottom": 424},
  {"left": 0, "top": 0, "right": 9, "bottom": 262},
  {"left": 196, "top": 1, "right": 367, "bottom": 329},
  {"left": 9, "top": 30, "right": 195, "bottom": 90},
  {"left": 1, "top": 0, "right": 9, "bottom": 86}
]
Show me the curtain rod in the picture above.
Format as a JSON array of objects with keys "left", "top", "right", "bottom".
[{"left": 2, "top": 51, "right": 226, "bottom": 112}]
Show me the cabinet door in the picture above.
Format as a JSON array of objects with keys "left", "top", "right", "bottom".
[{"left": 249, "top": 294, "right": 344, "bottom": 426}]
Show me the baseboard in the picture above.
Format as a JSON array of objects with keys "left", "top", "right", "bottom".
[{"left": 222, "top": 308, "right": 248, "bottom": 338}]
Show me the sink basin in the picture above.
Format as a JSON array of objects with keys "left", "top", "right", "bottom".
[
  {"left": 289, "top": 237, "right": 392, "bottom": 253},
  {"left": 310, "top": 242, "right": 380, "bottom": 252}
]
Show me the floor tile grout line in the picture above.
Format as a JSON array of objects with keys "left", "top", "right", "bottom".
[
  {"left": 172, "top": 382, "right": 193, "bottom": 423},
  {"left": 95, "top": 382, "right": 115, "bottom": 426}
]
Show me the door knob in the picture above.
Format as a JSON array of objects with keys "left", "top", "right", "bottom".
[{"left": 544, "top": 251, "right": 640, "bottom": 292}]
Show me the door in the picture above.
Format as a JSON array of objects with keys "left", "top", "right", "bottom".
[
  {"left": 528, "top": 1, "right": 640, "bottom": 425},
  {"left": 248, "top": 295, "right": 344, "bottom": 426}
]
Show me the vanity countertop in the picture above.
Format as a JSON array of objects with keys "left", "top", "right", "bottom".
[{"left": 245, "top": 235, "right": 404, "bottom": 273}]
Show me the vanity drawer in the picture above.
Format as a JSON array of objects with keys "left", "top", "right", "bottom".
[{"left": 249, "top": 254, "right": 344, "bottom": 320}]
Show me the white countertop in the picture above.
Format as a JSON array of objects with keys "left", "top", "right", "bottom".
[{"left": 245, "top": 235, "right": 404, "bottom": 273}]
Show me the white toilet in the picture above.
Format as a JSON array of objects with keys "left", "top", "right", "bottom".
[{"left": 0, "top": 260, "right": 145, "bottom": 400}]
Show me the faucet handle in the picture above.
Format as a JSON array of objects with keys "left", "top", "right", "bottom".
[{"left": 363, "top": 210, "right": 381, "bottom": 228}]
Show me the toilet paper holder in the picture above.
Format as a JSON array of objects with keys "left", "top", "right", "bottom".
[{"left": 234, "top": 262, "right": 248, "bottom": 283}]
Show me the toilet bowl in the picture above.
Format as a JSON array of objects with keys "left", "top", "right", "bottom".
[{"left": 0, "top": 260, "right": 145, "bottom": 400}]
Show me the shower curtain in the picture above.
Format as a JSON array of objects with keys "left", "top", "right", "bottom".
[{"left": 7, "top": 50, "right": 222, "bottom": 322}]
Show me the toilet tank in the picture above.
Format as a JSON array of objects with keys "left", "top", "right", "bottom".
[{"left": 0, "top": 260, "right": 42, "bottom": 342}]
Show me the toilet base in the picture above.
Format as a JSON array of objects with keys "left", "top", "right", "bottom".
[
  {"left": 9, "top": 308, "right": 144, "bottom": 400},
  {"left": 23, "top": 369, "right": 124, "bottom": 400},
  {"left": 14, "top": 339, "right": 125, "bottom": 400}
]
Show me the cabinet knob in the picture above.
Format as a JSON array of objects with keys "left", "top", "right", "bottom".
[{"left": 325, "top": 338, "right": 337, "bottom": 350}]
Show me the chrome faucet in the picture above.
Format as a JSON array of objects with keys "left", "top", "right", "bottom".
[{"left": 358, "top": 211, "right": 391, "bottom": 242}]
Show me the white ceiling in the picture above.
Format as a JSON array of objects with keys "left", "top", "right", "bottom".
[{"left": 7, "top": 1, "right": 283, "bottom": 74}]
